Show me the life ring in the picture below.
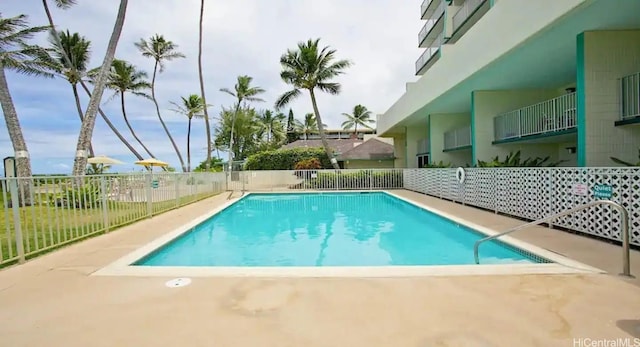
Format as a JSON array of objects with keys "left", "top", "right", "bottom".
[{"left": 456, "top": 167, "right": 465, "bottom": 184}]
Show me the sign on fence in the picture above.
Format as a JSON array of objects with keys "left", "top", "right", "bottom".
[
  {"left": 151, "top": 179, "right": 159, "bottom": 189},
  {"left": 572, "top": 183, "right": 588, "bottom": 196},
  {"left": 592, "top": 184, "right": 613, "bottom": 199}
]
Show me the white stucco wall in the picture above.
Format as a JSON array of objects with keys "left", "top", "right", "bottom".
[
  {"left": 580, "top": 30, "right": 640, "bottom": 166},
  {"left": 393, "top": 135, "right": 406, "bottom": 168},
  {"left": 429, "top": 113, "right": 471, "bottom": 166},
  {"left": 406, "top": 123, "right": 429, "bottom": 168}
]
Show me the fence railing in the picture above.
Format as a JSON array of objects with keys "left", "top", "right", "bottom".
[
  {"left": 403, "top": 167, "right": 640, "bottom": 247},
  {"left": 417, "top": 138, "right": 430, "bottom": 155},
  {"left": 415, "top": 30, "right": 445, "bottom": 74},
  {"left": 418, "top": 0, "right": 445, "bottom": 46},
  {"left": 0, "top": 172, "right": 226, "bottom": 266},
  {"left": 452, "top": 0, "right": 487, "bottom": 34},
  {"left": 421, "top": 0, "right": 434, "bottom": 18},
  {"left": 444, "top": 125, "right": 471, "bottom": 150},
  {"left": 620, "top": 72, "right": 640, "bottom": 120},
  {"left": 494, "top": 92, "right": 577, "bottom": 141}
]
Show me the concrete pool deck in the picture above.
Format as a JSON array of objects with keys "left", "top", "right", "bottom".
[{"left": 0, "top": 190, "right": 639, "bottom": 346}]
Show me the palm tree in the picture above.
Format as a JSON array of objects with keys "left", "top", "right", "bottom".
[
  {"left": 102, "top": 59, "right": 156, "bottom": 158},
  {"left": 71, "top": 0, "right": 129, "bottom": 176},
  {"left": 135, "top": 34, "right": 187, "bottom": 172},
  {"left": 258, "top": 110, "right": 286, "bottom": 143},
  {"left": 341, "top": 104, "right": 374, "bottom": 136},
  {"left": 275, "top": 38, "right": 352, "bottom": 170},
  {"left": 170, "top": 94, "right": 206, "bottom": 172},
  {"left": 220, "top": 75, "right": 265, "bottom": 169},
  {"left": 0, "top": 14, "right": 52, "bottom": 190},
  {"left": 301, "top": 113, "right": 320, "bottom": 140},
  {"left": 197, "top": 0, "right": 213, "bottom": 171}
]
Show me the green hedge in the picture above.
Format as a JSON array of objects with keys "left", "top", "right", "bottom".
[
  {"left": 244, "top": 148, "right": 331, "bottom": 170},
  {"left": 290, "top": 170, "right": 403, "bottom": 189}
]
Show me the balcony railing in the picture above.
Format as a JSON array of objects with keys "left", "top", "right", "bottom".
[
  {"left": 417, "top": 138, "right": 430, "bottom": 154},
  {"left": 494, "top": 92, "right": 577, "bottom": 141},
  {"left": 415, "top": 30, "right": 445, "bottom": 74},
  {"left": 418, "top": 0, "right": 446, "bottom": 45},
  {"left": 421, "top": 0, "right": 434, "bottom": 18},
  {"left": 444, "top": 126, "right": 471, "bottom": 150},
  {"left": 452, "top": 0, "right": 487, "bottom": 34},
  {"left": 621, "top": 72, "right": 640, "bottom": 120}
]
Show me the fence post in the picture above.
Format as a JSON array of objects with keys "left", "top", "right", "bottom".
[
  {"left": 175, "top": 174, "right": 180, "bottom": 207},
  {"left": 370, "top": 170, "right": 373, "bottom": 190},
  {"left": 146, "top": 174, "right": 153, "bottom": 217},
  {"left": 9, "top": 179, "right": 25, "bottom": 263},
  {"left": 100, "top": 176, "right": 110, "bottom": 232}
]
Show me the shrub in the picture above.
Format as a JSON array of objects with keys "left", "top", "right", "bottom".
[
  {"left": 244, "top": 148, "right": 331, "bottom": 170},
  {"left": 294, "top": 158, "right": 322, "bottom": 170},
  {"left": 58, "top": 184, "right": 101, "bottom": 209}
]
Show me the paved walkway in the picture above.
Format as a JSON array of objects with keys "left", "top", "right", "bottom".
[{"left": 0, "top": 191, "right": 639, "bottom": 346}]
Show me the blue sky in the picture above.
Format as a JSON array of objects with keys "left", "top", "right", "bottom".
[{"left": 1, "top": 0, "right": 422, "bottom": 174}]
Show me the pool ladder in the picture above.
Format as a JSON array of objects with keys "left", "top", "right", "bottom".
[
  {"left": 226, "top": 190, "right": 245, "bottom": 200},
  {"left": 473, "top": 200, "right": 633, "bottom": 277}
]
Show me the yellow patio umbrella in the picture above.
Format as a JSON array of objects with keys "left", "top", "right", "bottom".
[
  {"left": 88, "top": 155, "right": 125, "bottom": 165},
  {"left": 134, "top": 158, "right": 169, "bottom": 172}
]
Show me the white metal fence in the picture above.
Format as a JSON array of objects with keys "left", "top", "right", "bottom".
[
  {"left": 403, "top": 167, "right": 640, "bottom": 247},
  {"left": 494, "top": 92, "right": 577, "bottom": 141},
  {"left": 620, "top": 72, "right": 640, "bottom": 120},
  {"left": 0, "top": 172, "right": 226, "bottom": 266},
  {"left": 444, "top": 125, "right": 472, "bottom": 150}
]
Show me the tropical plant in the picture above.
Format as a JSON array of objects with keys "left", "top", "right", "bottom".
[
  {"left": 341, "top": 104, "right": 374, "bottom": 135},
  {"left": 135, "top": 34, "right": 186, "bottom": 172},
  {"left": 197, "top": 0, "right": 213, "bottom": 170},
  {"left": 294, "top": 158, "right": 322, "bottom": 170},
  {"left": 611, "top": 150, "right": 640, "bottom": 166},
  {"left": 300, "top": 113, "right": 324, "bottom": 140},
  {"left": 85, "top": 163, "right": 110, "bottom": 175},
  {"left": 257, "top": 110, "right": 286, "bottom": 144},
  {"left": 220, "top": 75, "right": 266, "bottom": 167},
  {"left": 71, "top": 0, "right": 129, "bottom": 176},
  {"left": 170, "top": 94, "right": 207, "bottom": 171},
  {"left": 477, "top": 150, "right": 565, "bottom": 167},
  {"left": 102, "top": 59, "right": 156, "bottom": 158},
  {"left": 274, "top": 38, "right": 352, "bottom": 170},
  {"left": 194, "top": 157, "right": 224, "bottom": 172},
  {"left": 285, "top": 108, "right": 299, "bottom": 143},
  {"left": 424, "top": 161, "right": 451, "bottom": 168},
  {"left": 244, "top": 147, "right": 332, "bottom": 171},
  {"left": 213, "top": 106, "right": 262, "bottom": 161},
  {"left": 0, "top": 14, "right": 52, "bottom": 198}
]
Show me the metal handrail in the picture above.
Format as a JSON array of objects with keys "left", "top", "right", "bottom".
[{"left": 473, "top": 200, "right": 633, "bottom": 277}]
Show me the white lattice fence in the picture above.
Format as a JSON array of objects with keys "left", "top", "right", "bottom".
[{"left": 403, "top": 167, "right": 640, "bottom": 247}]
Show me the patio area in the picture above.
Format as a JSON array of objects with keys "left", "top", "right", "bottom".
[{"left": 0, "top": 191, "right": 639, "bottom": 346}]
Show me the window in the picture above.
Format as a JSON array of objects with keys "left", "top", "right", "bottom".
[{"left": 417, "top": 154, "right": 430, "bottom": 168}]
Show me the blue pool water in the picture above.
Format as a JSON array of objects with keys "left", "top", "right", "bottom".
[{"left": 135, "top": 193, "right": 546, "bottom": 267}]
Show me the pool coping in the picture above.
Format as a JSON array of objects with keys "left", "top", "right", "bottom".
[{"left": 92, "top": 190, "right": 605, "bottom": 278}]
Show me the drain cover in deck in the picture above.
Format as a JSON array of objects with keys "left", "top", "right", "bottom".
[{"left": 165, "top": 278, "right": 192, "bottom": 288}]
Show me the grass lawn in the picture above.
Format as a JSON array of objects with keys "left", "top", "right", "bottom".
[{"left": 1, "top": 191, "right": 218, "bottom": 266}]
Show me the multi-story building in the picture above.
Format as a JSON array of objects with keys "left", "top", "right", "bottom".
[
  {"left": 297, "top": 128, "right": 376, "bottom": 141},
  {"left": 379, "top": 0, "right": 640, "bottom": 168}
]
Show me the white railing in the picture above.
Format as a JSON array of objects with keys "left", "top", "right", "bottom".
[
  {"left": 403, "top": 167, "right": 640, "bottom": 247},
  {"left": 421, "top": 0, "right": 434, "bottom": 18},
  {"left": 444, "top": 125, "right": 471, "bottom": 150},
  {"left": 415, "top": 30, "right": 445, "bottom": 74},
  {"left": 417, "top": 138, "right": 430, "bottom": 154},
  {"left": 620, "top": 72, "right": 640, "bottom": 120},
  {"left": 418, "top": 0, "right": 446, "bottom": 45},
  {"left": 452, "top": 0, "right": 486, "bottom": 34},
  {"left": 0, "top": 172, "right": 226, "bottom": 266},
  {"left": 494, "top": 92, "right": 577, "bottom": 141}
]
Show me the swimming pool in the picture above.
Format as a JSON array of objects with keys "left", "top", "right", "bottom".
[{"left": 134, "top": 192, "right": 549, "bottom": 267}]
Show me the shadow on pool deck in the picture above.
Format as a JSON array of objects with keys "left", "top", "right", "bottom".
[{"left": 0, "top": 190, "right": 639, "bottom": 347}]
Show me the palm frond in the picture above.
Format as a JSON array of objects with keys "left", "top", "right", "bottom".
[
  {"left": 219, "top": 87, "right": 236, "bottom": 97},
  {"left": 54, "top": 0, "right": 77, "bottom": 9},
  {"left": 274, "top": 88, "right": 301, "bottom": 110},
  {"left": 317, "top": 82, "right": 340, "bottom": 95}
]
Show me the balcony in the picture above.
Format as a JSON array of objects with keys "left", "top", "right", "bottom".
[
  {"left": 418, "top": 0, "right": 446, "bottom": 47},
  {"left": 493, "top": 92, "right": 577, "bottom": 142},
  {"left": 619, "top": 72, "right": 640, "bottom": 123},
  {"left": 444, "top": 126, "right": 471, "bottom": 151},
  {"left": 415, "top": 31, "right": 445, "bottom": 75},
  {"left": 421, "top": 0, "right": 444, "bottom": 20},
  {"left": 417, "top": 138, "right": 430, "bottom": 154},
  {"left": 449, "top": 0, "right": 490, "bottom": 43}
]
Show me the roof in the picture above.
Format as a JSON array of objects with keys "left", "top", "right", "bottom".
[{"left": 281, "top": 138, "right": 394, "bottom": 161}]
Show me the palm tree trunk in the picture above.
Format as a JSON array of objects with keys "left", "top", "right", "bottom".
[
  {"left": 71, "top": 0, "right": 129, "bottom": 176},
  {"left": 42, "top": 0, "right": 73, "bottom": 69},
  {"left": 309, "top": 89, "right": 339, "bottom": 170},
  {"left": 79, "top": 80, "right": 143, "bottom": 160},
  {"left": 198, "top": 0, "right": 213, "bottom": 170},
  {"left": 187, "top": 117, "right": 192, "bottom": 172},
  {"left": 71, "top": 84, "right": 95, "bottom": 158},
  {"left": 120, "top": 92, "right": 155, "bottom": 158},
  {"left": 0, "top": 66, "right": 32, "bottom": 204},
  {"left": 228, "top": 102, "right": 240, "bottom": 168},
  {"left": 151, "top": 60, "right": 186, "bottom": 172}
]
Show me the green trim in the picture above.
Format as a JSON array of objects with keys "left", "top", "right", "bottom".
[
  {"left": 576, "top": 33, "right": 586, "bottom": 167},
  {"left": 489, "top": 0, "right": 494, "bottom": 7},
  {"left": 614, "top": 117, "right": 640, "bottom": 126},
  {"left": 491, "top": 128, "right": 577, "bottom": 145},
  {"left": 427, "top": 114, "right": 432, "bottom": 164},
  {"left": 443, "top": 145, "right": 472, "bottom": 153},
  {"left": 470, "top": 91, "right": 476, "bottom": 165}
]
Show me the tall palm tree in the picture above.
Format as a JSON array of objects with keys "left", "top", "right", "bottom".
[
  {"left": 341, "top": 104, "right": 374, "bottom": 136},
  {"left": 71, "top": 0, "right": 128, "bottom": 176},
  {"left": 0, "top": 14, "right": 52, "bottom": 189},
  {"left": 102, "top": 59, "right": 156, "bottom": 158},
  {"left": 170, "top": 94, "right": 206, "bottom": 172},
  {"left": 135, "top": 34, "right": 187, "bottom": 172},
  {"left": 220, "top": 75, "right": 265, "bottom": 168},
  {"left": 275, "top": 38, "right": 352, "bottom": 170},
  {"left": 197, "top": 0, "right": 213, "bottom": 170},
  {"left": 258, "top": 110, "right": 286, "bottom": 143},
  {"left": 301, "top": 113, "right": 321, "bottom": 140}
]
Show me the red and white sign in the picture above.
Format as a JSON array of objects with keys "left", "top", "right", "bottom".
[{"left": 572, "top": 183, "right": 588, "bottom": 196}]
